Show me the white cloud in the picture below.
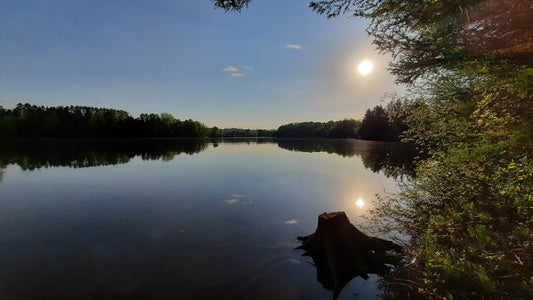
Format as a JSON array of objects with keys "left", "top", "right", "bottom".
[
  {"left": 285, "top": 44, "right": 303, "bottom": 50},
  {"left": 232, "top": 194, "right": 246, "bottom": 198},
  {"left": 284, "top": 218, "right": 298, "bottom": 225},
  {"left": 230, "top": 73, "right": 246, "bottom": 77},
  {"left": 222, "top": 65, "right": 238, "bottom": 72},
  {"left": 224, "top": 199, "right": 238, "bottom": 205},
  {"left": 243, "top": 66, "right": 253, "bottom": 70}
]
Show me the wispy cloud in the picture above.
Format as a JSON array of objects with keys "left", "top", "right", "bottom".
[
  {"left": 224, "top": 199, "right": 238, "bottom": 205},
  {"left": 232, "top": 194, "right": 246, "bottom": 198},
  {"left": 243, "top": 66, "right": 253, "bottom": 70},
  {"left": 284, "top": 218, "right": 298, "bottom": 225},
  {"left": 222, "top": 65, "right": 238, "bottom": 72},
  {"left": 285, "top": 44, "right": 303, "bottom": 50},
  {"left": 230, "top": 73, "right": 246, "bottom": 77}
]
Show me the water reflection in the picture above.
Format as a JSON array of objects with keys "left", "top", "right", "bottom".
[
  {"left": 277, "top": 139, "right": 418, "bottom": 178},
  {"left": 0, "top": 138, "right": 418, "bottom": 179},
  {"left": 0, "top": 139, "right": 208, "bottom": 170},
  {"left": 0, "top": 138, "right": 415, "bottom": 299}
]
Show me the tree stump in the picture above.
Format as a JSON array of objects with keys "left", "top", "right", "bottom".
[{"left": 296, "top": 212, "right": 402, "bottom": 298}]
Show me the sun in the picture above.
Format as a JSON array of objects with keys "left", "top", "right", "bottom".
[
  {"left": 358, "top": 60, "right": 374, "bottom": 75},
  {"left": 356, "top": 198, "right": 365, "bottom": 208}
]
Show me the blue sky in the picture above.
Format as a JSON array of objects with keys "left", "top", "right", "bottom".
[{"left": 0, "top": 0, "right": 402, "bottom": 128}]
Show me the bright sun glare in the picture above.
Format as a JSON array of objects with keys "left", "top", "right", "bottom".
[
  {"left": 358, "top": 60, "right": 374, "bottom": 75},
  {"left": 356, "top": 198, "right": 365, "bottom": 208}
]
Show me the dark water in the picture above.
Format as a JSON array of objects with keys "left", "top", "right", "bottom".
[{"left": 0, "top": 138, "right": 416, "bottom": 299}]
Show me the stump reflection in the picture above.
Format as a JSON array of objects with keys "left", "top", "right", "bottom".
[{"left": 296, "top": 212, "right": 402, "bottom": 298}]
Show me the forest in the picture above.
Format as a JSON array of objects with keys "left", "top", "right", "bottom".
[
  {"left": 274, "top": 100, "right": 412, "bottom": 141},
  {"left": 208, "top": 127, "right": 276, "bottom": 138},
  {"left": 0, "top": 103, "right": 208, "bottom": 138},
  {"left": 0, "top": 102, "right": 411, "bottom": 141}
]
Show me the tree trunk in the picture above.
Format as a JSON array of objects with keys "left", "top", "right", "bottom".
[{"left": 296, "top": 212, "right": 402, "bottom": 298}]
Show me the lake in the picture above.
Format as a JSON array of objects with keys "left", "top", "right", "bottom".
[{"left": 0, "top": 138, "right": 416, "bottom": 299}]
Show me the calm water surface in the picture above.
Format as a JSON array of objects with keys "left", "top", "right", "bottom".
[{"left": 0, "top": 139, "right": 415, "bottom": 299}]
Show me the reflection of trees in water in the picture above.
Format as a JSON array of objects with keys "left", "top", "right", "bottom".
[
  {"left": 277, "top": 139, "right": 419, "bottom": 178},
  {"left": 0, "top": 139, "right": 209, "bottom": 170},
  {"left": 277, "top": 139, "right": 362, "bottom": 157},
  {"left": 358, "top": 142, "right": 419, "bottom": 178},
  {"left": 0, "top": 138, "right": 419, "bottom": 179},
  {"left": 210, "top": 137, "right": 274, "bottom": 145}
]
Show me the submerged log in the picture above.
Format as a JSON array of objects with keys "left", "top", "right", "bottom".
[{"left": 296, "top": 212, "right": 402, "bottom": 298}]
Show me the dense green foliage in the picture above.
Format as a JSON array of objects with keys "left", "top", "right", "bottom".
[
  {"left": 275, "top": 119, "right": 361, "bottom": 138},
  {"left": 275, "top": 106, "right": 410, "bottom": 141},
  {"left": 0, "top": 103, "right": 208, "bottom": 138},
  {"left": 209, "top": 126, "right": 276, "bottom": 138},
  {"left": 216, "top": 0, "right": 533, "bottom": 298}
]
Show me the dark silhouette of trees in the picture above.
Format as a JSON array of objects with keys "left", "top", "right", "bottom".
[
  {"left": 327, "top": 119, "right": 361, "bottom": 138},
  {"left": 359, "top": 106, "right": 391, "bottom": 141},
  {"left": 0, "top": 103, "right": 208, "bottom": 138},
  {"left": 212, "top": 0, "right": 251, "bottom": 11},
  {"left": 275, "top": 113, "right": 411, "bottom": 141},
  {"left": 385, "top": 99, "right": 412, "bottom": 141},
  {"left": 1, "top": 103, "right": 415, "bottom": 141},
  {"left": 274, "top": 115, "right": 408, "bottom": 141},
  {"left": 211, "top": 128, "right": 275, "bottom": 137},
  {"left": 276, "top": 122, "right": 327, "bottom": 138},
  {"left": 358, "top": 101, "right": 416, "bottom": 142},
  {"left": 209, "top": 126, "right": 222, "bottom": 137},
  {"left": 275, "top": 119, "right": 360, "bottom": 138}
]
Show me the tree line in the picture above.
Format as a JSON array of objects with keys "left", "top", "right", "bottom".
[
  {"left": 275, "top": 100, "right": 413, "bottom": 141},
  {"left": 275, "top": 119, "right": 360, "bottom": 139},
  {"left": 1, "top": 101, "right": 416, "bottom": 141},
  {"left": 0, "top": 103, "right": 208, "bottom": 138},
  {"left": 208, "top": 127, "right": 275, "bottom": 138}
]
